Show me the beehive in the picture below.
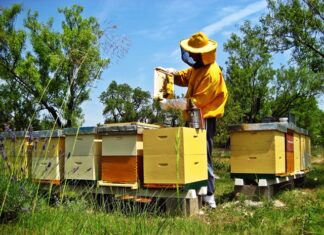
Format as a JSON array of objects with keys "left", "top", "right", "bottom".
[
  {"left": 143, "top": 127, "right": 208, "bottom": 188},
  {"left": 0, "top": 131, "right": 30, "bottom": 177},
  {"left": 230, "top": 126, "right": 286, "bottom": 175},
  {"left": 30, "top": 130, "right": 64, "bottom": 182},
  {"left": 98, "top": 122, "right": 159, "bottom": 185},
  {"left": 293, "top": 133, "right": 301, "bottom": 172},
  {"left": 230, "top": 122, "right": 310, "bottom": 177},
  {"left": 64, "top": 127, "right": 101, "bottom": 181},
  {"left": 300, "top": 134, "right": 311, "bottom": 170}
]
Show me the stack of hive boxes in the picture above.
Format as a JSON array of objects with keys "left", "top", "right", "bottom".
[
  {"left": 230, "top": 122, "right": 311, "bottom": 177},
  {"left": 64, "top": 127, "right": 101, "bottom": 181},
  {"left": 30, "top": 130, "right": 64, "bottom": 184},
  {"left": 143, "top": 127, "right": 208, "bottom": 189},
  {"left": 0, "top": 131, "right": 29, "bottom": 177},
  {"left": 98, "top": 123, "right": 159, "bottom": 188}
]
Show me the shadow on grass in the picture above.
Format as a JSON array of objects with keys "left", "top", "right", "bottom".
[{"left": 300, "top": 163, "right": 324, "bottom": 189}]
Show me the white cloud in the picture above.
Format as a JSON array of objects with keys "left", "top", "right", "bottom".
[{"left": 201, "top": 0, "right": 267, "bottom": 36}]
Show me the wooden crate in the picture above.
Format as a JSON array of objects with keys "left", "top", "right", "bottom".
[
  {"left": 230, "top": 130, "right": 286, "bottom": 174},
  {"left": 143, "top": 127, "right": 206, "bottom": 156},
  {"left": 143, "top": 154, "right": 207, "bottom": 185},
  {"left": 65, "top": 155, "right": 100, "bottom": 180},
  {"left": 101, "top": 155, "right": 143, "bottom": 183}
]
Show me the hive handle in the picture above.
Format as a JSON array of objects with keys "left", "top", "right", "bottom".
[
  {"left": 194, "top": 161, "right": 199, "bottom": 165},
  {"left": 248, "top": 157, "right": 257, "bottom": 160},
  {"left": 158, "top": 163, "right": 168, "bottom": 167},
  {"left": 75, "top": 162, "right": 82, "bottom": 165},
  {"left": 158, "top": 135, "right": 167, "bottom": 139}
]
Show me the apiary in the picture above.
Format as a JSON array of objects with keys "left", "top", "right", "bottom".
[
  {"left": 30, "top": 130, "right": 64, "bottom": 183},
  {"left": 143, "top": 127, "right": 207, "bottom": 189},
  {"left": 230, "top": 122, "right": 310, "bottom": 177},
  {"left": 64, "top": 127, "right": 101, "bottom": 181},
  {"left": 98, "top": 123, "right": 159, "bottom": 186}
]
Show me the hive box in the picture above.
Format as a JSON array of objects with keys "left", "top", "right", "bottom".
[
  {"left": 293, "top": 133, "right": 301, "bottom": 173},
  {"left": 98, "top": 123, "right": 159, "bottom": 185},
  {"left": 30, "top": 130, "right": 64, "bottom": 183},
  {"left": 230, "top": 128, "right": 286, "bottom": 175},
  {"left": 0, "top": 131, "right": 30, "bottom": 177},
  {"left": 230, "top": 122, "right": 310, "bottom": 177},
  {"left": 64, "top": 127, "right": 101, "bottom": 181},
  {"left": 143, "top": 127, "right": 207, "bottom": 189}
]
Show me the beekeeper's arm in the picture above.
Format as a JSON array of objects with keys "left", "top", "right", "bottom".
[{"left": 173, "top": 68, "right": 191, "bottom": 87}]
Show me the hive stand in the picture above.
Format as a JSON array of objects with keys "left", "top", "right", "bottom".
[
  {"left": 95, "top": 185, "right": 207, "bottom": 216},
  {"left": 234, "top": 172, "right": 306, "bottom": 199}
]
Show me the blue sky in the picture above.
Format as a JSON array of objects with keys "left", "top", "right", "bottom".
[{"left": 2, "top": 0, "right": 322, "bottom": 125}]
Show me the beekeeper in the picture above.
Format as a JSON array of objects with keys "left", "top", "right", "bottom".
[{"left": 164, "top": 32, "right": 228, "bottom": 208}]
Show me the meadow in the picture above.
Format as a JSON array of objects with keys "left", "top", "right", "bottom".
[{"left": 0, "top": 148, "right": 323, "bottom": 235}]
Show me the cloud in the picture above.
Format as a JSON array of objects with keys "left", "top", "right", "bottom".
[{"left": 201, "top": 0, "right": 267, "bottom": 36}]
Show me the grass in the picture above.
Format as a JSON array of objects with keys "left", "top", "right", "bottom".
[{"left": 1, "top": 149, "right": 324, "bottom": 235}]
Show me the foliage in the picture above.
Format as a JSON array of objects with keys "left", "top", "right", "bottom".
[
  {"left": 0, "top": 4, "right": 112, "bottom": 128},
  {"left": 224, "top": 21, "right": 275, "bottom": 124},
  {"left": 99, "top": 80, "right": 152, "bottom": 123},
  {"left": 100, "top": 80, "right": 184, "bottom": 126},
  {"left": 261, "top": 0, "right": 324, "bottom": 73}
]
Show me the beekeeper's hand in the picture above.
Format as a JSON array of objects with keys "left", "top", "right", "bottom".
[{"left": 156, "top": 67, "right": 177, "bottom": 75}]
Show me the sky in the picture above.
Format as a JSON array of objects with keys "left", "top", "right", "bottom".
[{"left": 1, "top": 0, "right": 322, "bottom": 126}]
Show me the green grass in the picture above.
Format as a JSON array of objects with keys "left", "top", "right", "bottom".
[{"left": 1, "top": 149, "right": 324, "bottom": 235}]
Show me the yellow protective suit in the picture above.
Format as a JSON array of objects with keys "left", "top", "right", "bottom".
[{"left": 174, "top": 51, "right": 228, "bottom": 119}]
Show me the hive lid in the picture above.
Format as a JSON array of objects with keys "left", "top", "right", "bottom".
[
  {"left": 229, "top": 123, "right": 288, "bottom": 133},
  {"left": 33, "top": 129, "right": 63, "bottom": 138},
  {"left": 98, "top": 122, "right": 160, "bottom": 135},
  {"left": 229, "top": 122, "right": 308, "bottom": 135},
  {"left": 63, "top": 127, "right": 97, "bottom": 135}
]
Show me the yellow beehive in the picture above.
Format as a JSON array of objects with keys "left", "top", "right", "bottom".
[
  {"left": 98, "top": 123, "right": 159, "bottom": 185},
  {"left": 293, "top": 133, "right": 301, "bottom": 172},
  {"left": 305, "top": 135, "right": 311, "bottom": 169},
  {"left": 64, "top": 127, "right": 101, "bottom": 181},
  {"left": 143, "top": 127, "right": 207, "bottom": 187},
  {"left": 230, "top": 124, "right": 286, "bottom": 175},
  {"left": 1, "top": 131, "right": 29, "bottom": 177},
  {"left": 31, "top": 130, "right": 64, "bottom": 182}
]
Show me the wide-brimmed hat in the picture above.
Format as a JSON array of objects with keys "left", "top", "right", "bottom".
[{"left": 180, "top": 32, "right": 217, "bottom": 54}]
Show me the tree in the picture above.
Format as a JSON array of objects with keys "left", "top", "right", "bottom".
[
  {"left": 261, "top": 0, "right": 324, "bottom": 73},
  {"left": 269, "top": 65, "right": 324, "bottom": 119},
  {"left": 100, "top": 81, "right": 152, "bottom": 123},
  {"left": 0, "top": 4, "right": 110, "bottom": 128},
  {"left": 224, "top": 21, "right": 275, "bottom": 123}
]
